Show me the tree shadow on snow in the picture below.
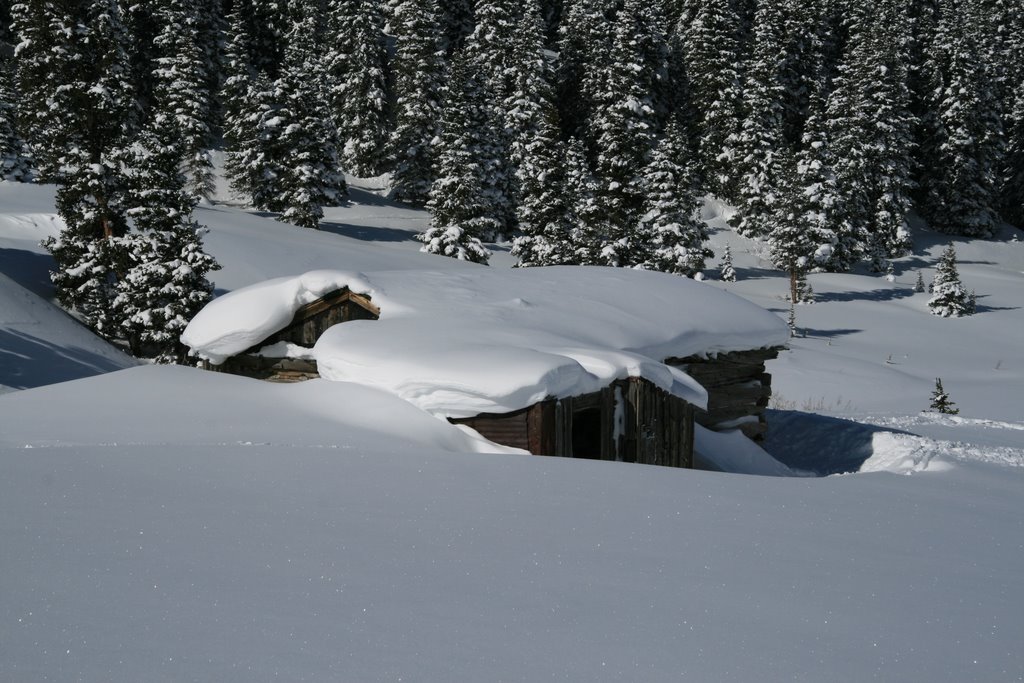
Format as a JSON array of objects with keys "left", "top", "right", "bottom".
[
  {"left": 791, "top": 327, "right": 863, "bottom": 340},
  {"left": 762, "top": 409, "right": 917, "bottom": 476},
  {"left": 0, "top": 247, "right": 56, "bottom": 299},
  {"left": 317, "top": 220, "right": 419, "bottom": 243},
  {"left": 813, "top": 287, "right": 916, "bottom": 303},
  {"left": 0, "top": 328, "right": 130, "bottom": 391}
]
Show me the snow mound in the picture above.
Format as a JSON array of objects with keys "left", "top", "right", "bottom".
[{"left": 183, "top": 266, "right": 789, "bottom": 417}]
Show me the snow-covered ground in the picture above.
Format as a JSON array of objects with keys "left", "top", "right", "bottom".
[{"left": 1, "top": 179, "right": 1022, "bottom": 681}]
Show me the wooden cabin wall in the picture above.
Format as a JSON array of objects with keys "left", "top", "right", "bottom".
[
  {"left": 665, "top": 349, "right": 779, "bottom": 441},
  {"left": 455, "top": 379, "right": 695, "bottom": 469}
]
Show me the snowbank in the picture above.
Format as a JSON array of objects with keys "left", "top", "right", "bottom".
[{"left": 183, "top": 266, "right": 789, "bottom": 416}]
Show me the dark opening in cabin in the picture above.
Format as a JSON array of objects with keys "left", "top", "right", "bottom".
[{"left": 571, "top": 407, "right": 602, "bottom": 459}]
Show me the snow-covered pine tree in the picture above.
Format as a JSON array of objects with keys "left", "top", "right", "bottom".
[
  {"left": 462, "top": 0, "right": 520, "bottom": 238},
  {"left": 920, "top": 2, "right": 1003, "bottom": 238},
  {"left": 437, "top": 0, "right": 474, "bottom": 53},
  {"left": 720, "top": 244, "right": 737, "bottom": 282},
  {"left": 673, "top": 0, "right": 745, "bottom": 198},
  {"left": 419, "top": 55, "right": 494, "bottom": 264},
  {"left": 824, "top": 2, "right": 915, "bottom": 271},
  {"left": 929, "top": 377, "right": 959, "bottom": 414},
  {"left": 509, "top": 0, "right": 576, "bottom": 268},
  {"left": 592, "top": 0, "right": 663, "bottom": 265},
  {"left": 1000, "top": 81, "right": 1024, "bottom": 227},
  {"left": 928, "top": 243, "right": 972, "bottom": 317},
  {"left": 11, "top": 1, "right": 79, "bottom": 181},
  {"left": 0, "top": 55, "right": 32, "bottom": 181},
  {"left": 725, "top": 0, "right": 790, "bottom": 238},
  {"left": 914, "top": 270, "right": 926, "bottom": 292},
  {"left": 326, "top": 0, "right": 391, "bottom": 178},
  {"left": 32, "top": 0, "right": 139, "bottom": 335},
  {"left": 556, "top": 0, "right": 615, "bottom": 145},
  {"left": 636, "top": 121, "right": 711, "bottom": 276},
  {"left": 388, "top": 0, "right": 445, "bottom": 206},
  {"left": 272, "top": 1, "right": 346, "bottom": 228},
  {"left": 114, "top": 113, "right": 219, "bottom": 361},
  {"left": 562, "top": 136, "right": 607, "bottom": 265},
  {"left": 221, "top": 6, "right": 265, "bottom": 205},
  {"left": 151, "top": 0, "right": 214, "bottom": 199},
  {"left": 767, "top": 150, "right": 835, "bottom": 305}
]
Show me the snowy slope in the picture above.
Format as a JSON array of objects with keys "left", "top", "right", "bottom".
[
  {"left": 1, "top": 366, "right": 1022, "bottom": 683},
  {"left": 0, "top": 183, "right": 137, "bottom": 393},
  {"left": 1, "top": 180, "right": 1023, "bottom": 681}
]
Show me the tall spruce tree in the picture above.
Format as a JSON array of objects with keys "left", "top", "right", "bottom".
[
  {"left": 928, "top": 243, "right": 972, "bottom": 317},
  {"left": 0, "top": 55, "right": 31, "bottom": 181},
  {"left": 388, "top": 0, "right": 445, "bottom": 205},
  {"left": 562, "top": 136, "right": 606, "bottom": 264},
  {"left": 114, "top": 113, "right": 219, "bottom": 361},
  {"left": 674, "top": 0, "right": 745, "bottom": 197},
  {"left": 462, "top": 0, "right": 520, "bottom": 237},
  {"left": 21, "top": 0, "right": 140, "bottom": 335},
  {"left": 826, "top": 3, "right": 915, "bottom": 271},
  {"left": 273, "top": 1, "right": 346, "bottom": 228},
  {"left": 419, "top": 55, "right": 495, "bottom": 264},
  {"left": 1001, "top": 82, "right": 1024, "bottom": 227},
  {"left": 152, "top": 0, "right": 214, "bottom": 199},
  {"left": 637, "top": 122, "right": 711, "bottom": 276},
  {"left": 326, "top": 0, "right": 391, "bottom": 178},
  {"left": 920, "top": 2, "right": 1003, "bottom": 237},
  {"left": 725, "top": 0, "right": 790, "bottom": 237},
  {"left": 509, "top": 0, "right": 575, "bottom": 267},
  {"left": 592, "top": 0, "right": 662, "bottom": 264}
]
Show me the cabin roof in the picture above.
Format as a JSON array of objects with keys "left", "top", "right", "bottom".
[{"left": 182, "top": 267, "right": 789, "bottom": 418}]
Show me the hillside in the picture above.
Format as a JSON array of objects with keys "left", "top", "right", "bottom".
[{"left": 1, "top": 179, "right": 1022, "bottom": 681}]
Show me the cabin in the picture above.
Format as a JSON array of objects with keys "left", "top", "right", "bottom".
[
  {"left": 184, "top": 268, "right": 788, "bottom": 470},
  {"left": 197, "top": 288, "right": 779, "bottom": 469}
]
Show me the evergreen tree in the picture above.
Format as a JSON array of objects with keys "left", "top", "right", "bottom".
[
  {"left": 556, "top": 0, "right": 614, "bottom": 144},
  {"left": 437, "top": 0, "right": 474, "bottom": 53},
  {"left": 24, "top": 0, "right": 139, "bottom": 334},
  {"left": 419, "top": 55, "right": 496, "bottom": 264},
  {"left": 388, "top": 0, "right": 445, "bottom": 206},
  {"left": 826, "top": 4, "right": 915, "bottom": 271},
  {"left": 592, "top": 0, "right": 662, "bottom": 259},
  {"left": 920, "top": 3, "right": 1002, "bottom": 237},
  {"left": 152, "top": 0, "right": 214, "bottom": 199},
  {"left": 509, "top": 0, "right": 575, "bottom": 267},
  {"left": 462, "top": 0, "right": 520, "bottom": 237},
  {"left": 928, "top": 243, "right": 972, "bottom": 317},
  {"left": 113, "top": 113, "right": 219, "bottom": 361},
  {"left": 636, "top": 122, "right": 711, "bottom": 276},
  {"left": 674, "top": 0, "right": 745, "bottom": 197},
  {"left": 725, "top": 0, "right": 789, "bottom": 236},
  {"left": 0, "top": 55, "right": 31, "bottom": 181},
  {"left": 767, "top": 153, "right": 834, "bottom": 305},
  {"left": 929, "top": 377, "right": 959, "bottom": 414},
  {"left": 562, "top": 136, "right": 606, "bottom": 264},
  {"left": 915, "top": 270, "right": 926, "bottom": 293},
  {"left": 720, "top": 244, "right": 737, "bottom": 282},
  {"left": 273, "top": 2, "right": 346, "bottom": 228},
  {"left": 326, "top": 0, "right": 391, "bottom": 177},
  {"left": 1000, "top": 82, "right": 1024, "bottom": 227}
]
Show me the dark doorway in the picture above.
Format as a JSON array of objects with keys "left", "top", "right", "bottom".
[{"left": 571, "top": 408, "right": 602, "bottom": 459}]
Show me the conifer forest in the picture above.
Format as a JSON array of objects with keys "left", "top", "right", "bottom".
[{"left": 0, "top": 0, "right": 1022, "bottom": 359}]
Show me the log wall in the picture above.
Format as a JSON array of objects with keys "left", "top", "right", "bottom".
[
  {"left": 665, "top": 348, "right": 781, "bottom": 441},
  {"left": 453, "top": 378, "right": 694, "bottom": 468}
]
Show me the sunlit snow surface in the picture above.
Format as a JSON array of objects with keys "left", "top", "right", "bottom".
[
  {"left": 182, "top": 267, "right": 789, "bottom": 416},
  {"left": 2, "top": 181, "right": 1024, "bottom": 681}
]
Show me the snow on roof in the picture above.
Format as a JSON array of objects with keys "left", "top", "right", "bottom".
[{"left": 181, "top": 266, "right": 790, "bottom": 417}]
